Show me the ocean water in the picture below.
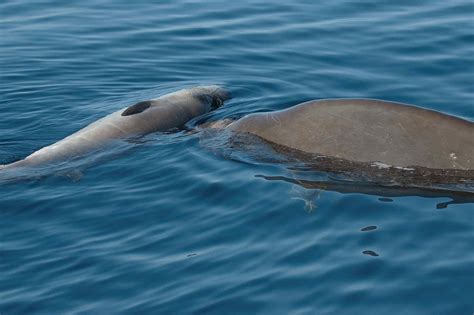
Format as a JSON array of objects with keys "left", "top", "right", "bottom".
[{"left": 1, "top": 0, "right": 473, "bottom": 314}]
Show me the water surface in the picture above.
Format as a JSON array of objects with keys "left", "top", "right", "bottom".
[{"left": 1, "top": 1, "right": 473, "bottom": 314}]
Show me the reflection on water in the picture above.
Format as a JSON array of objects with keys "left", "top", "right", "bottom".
[{"left": 257, "top": 174, "right": 474, "bottom": 209}]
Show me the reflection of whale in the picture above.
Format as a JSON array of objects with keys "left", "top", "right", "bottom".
[
  {"left": 226, "top": 99, "right": 474, "bottom": 170},
  {"left": 1, "top": 86, "right": 230, "bottom": 171},
  {"left": 257, "top": 174, "right": 474, "bottom": 209}
]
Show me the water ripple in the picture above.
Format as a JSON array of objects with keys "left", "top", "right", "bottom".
[{"left": 1, "top": 0, "right": 473, "bottom": 314}]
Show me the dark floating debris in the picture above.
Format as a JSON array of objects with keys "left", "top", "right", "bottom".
[
  {"left": 362, "top": 250, "right": 379, "bottom": 257},
  {"left": 378, "top": 197, "right": 393, "bottom": 202},
  {"left": 361, "top": 225, "right": 377, "bottom": 232},
  {"left": 187, "top": 253, "right": 197, "bottom": 257}
]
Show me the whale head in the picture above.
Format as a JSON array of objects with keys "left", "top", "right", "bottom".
[{"left": 191, "top": 85, "right": 231, "bottom": 110}]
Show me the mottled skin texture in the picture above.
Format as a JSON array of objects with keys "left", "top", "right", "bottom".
[
  {"left": 2, "top": 86, "right": 230, "bottom": 169},
  {"left": 227, "top": 99, "right": 474, "bottom": 170}
]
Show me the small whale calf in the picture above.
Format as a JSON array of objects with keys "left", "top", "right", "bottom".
[{"left": 1, "top": 86, "right": 230, "bottom": 170}]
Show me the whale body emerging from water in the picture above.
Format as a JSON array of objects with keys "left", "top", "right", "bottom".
[
  {"left": 1, "top": 86, "right": 230, "bottom": 170},
  {"left": 225, "top": 99, "right": 474, "bottom": 170}
]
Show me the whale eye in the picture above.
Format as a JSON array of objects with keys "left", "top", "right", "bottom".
[
  {"left": 213, "top": 97, "right": 223, "bottom": 108},
  {"left": 209, "top": 96, "right": 223, "bottom": 110},
  {"left": 195, "top": 93, "right": 223, "bottom": 110}
]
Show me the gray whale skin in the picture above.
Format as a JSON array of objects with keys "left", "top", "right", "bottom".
[
  {"left": 1, "top": 85, "right": 230, "bottom": 170},
  {"left": 226, "top": 99, "right": 474, "bottom": 170}
]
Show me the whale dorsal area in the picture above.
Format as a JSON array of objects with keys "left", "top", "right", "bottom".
[{"left": 122, "top": 101, "right": 152, "bottom": 116}]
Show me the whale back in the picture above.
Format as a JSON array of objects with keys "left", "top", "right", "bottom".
[{"left": 227, "top": 99, "right": 474, "bottom": 169}]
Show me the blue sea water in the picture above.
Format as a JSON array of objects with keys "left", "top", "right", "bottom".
[{"left": 1, "top": 0, "right": 473, "bottom": 314}]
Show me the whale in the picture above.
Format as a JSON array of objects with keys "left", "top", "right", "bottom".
[
  {"left": 1, "top": 85, "right": 230, "bottom": 170},
  {"left": 224, "top": 99, "right": 474, "bottom": 171}
]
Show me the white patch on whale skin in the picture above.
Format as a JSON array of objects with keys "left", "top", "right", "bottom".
[
  {"left": 372, "top": 162, "right": 391, "bottom": 169},
  {"left": 395, "top": 166, "right": 415, "bottom": 171},
  {"left": 371, "top": 161, "right": 415, "bottom": 171},
  {"left": 449, "top": 152, "right": 463, "bottom": 169}
]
